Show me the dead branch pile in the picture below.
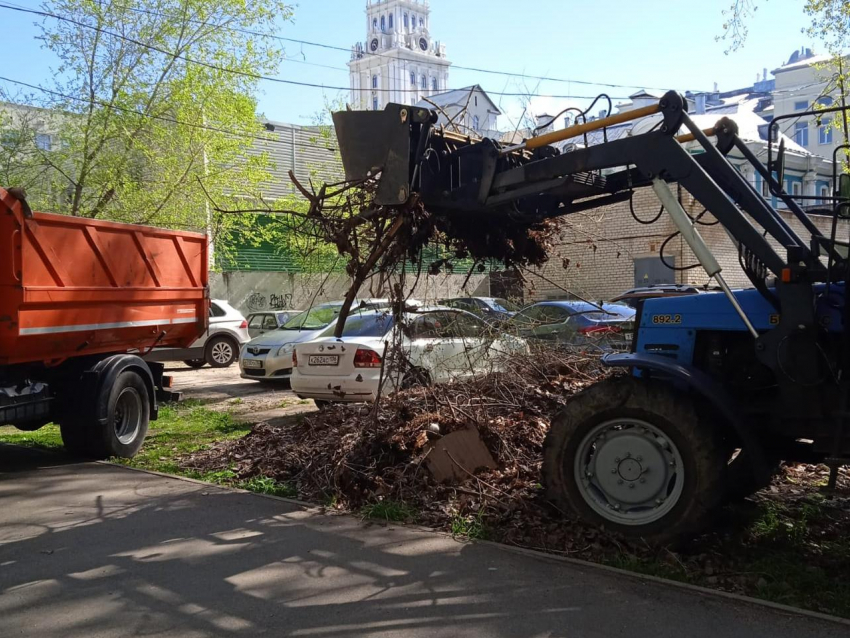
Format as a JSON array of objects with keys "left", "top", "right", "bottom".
[{"left": 184, "top": 349, "right": 605, "bottom": 515}]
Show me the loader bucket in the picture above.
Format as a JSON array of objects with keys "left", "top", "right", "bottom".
[{"left": 332, "top": 103, "right": 434, "bottom": 206}]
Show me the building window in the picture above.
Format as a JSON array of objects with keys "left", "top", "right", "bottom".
[
  {"left": 821, "top": 185, "right": 830, "bottom": 204},
  {"left": 373, "top": 98, "right": 379, "bottom": 111},
  {"left": 35, "top": 133, "right": 52, "bottom": 151},
  {"left": 474, "top": 96, "right": 478, "bottom": 107},
  {"left": 410, "top": 71, "right": 416, "bottom": 85},
  {"left": 372, "top": 75, "right": 378, "bottom": 89},
  {"left": 411, "top": 14, "right": 416, "bottom": 28},
  {"left": 818, "top": 96, "right": 834, "bottom": 107},
  {"left": 794, "top": 100, "right": 808, "bottom": 111},
  {"left": 431, "top": 77, "right": 437, "bottom": 91},
  {"left": 388, "top": 13, "right": 393, "bottom": 29},
  {"left": 421, "top": 74, "right": 426, "bottom": 89},
  {"left": 372, "top": 18, "right": 377, "bottom": 30},
  {"left": 404, "top": 12, "right": 408, "bottom": 28},
  {"left": 473, "top": 115, "right": 480, "bottom": 131},
  {"left": 795, "top": 122, "right": 809, "bottom": 146},
  {"left": 792, "top": 181, "right": 802, "bottom": 196},
  {"left": 380, "top": 15, "right": 385, "bottom": 31},
  {"left": 420, "top": 17, "right": 424, "bottom": 27},
  {"left": 762, "top": 178, "right": 770, "bottom": 198},
  {"left": 819, "top": 119, "right": 833, "bottom": 144}
]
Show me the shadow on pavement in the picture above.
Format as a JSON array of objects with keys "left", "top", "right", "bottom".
[{"left": 0, "top": 446, "right": 845, "bottom": 638}]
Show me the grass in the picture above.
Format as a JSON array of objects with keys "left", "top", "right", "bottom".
[
  {"left": 450, "top": 510, "right": 492, "bottom": 540},
  {"left": 360, "top": 500, "right": 416, "bottom": 523},
  {"left": 0, "top": 401, "right": 296, "bottom": 500}
]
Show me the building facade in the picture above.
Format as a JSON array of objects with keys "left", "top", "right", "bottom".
[
  {"left": 415, "top": 84, "right": 501, "bottom": 137},
  {"left": 772, "top": 48, "right": 845, "bottom": 168},
  {"left": 348, "top": 0, "right": 451, "bottom": 111}
]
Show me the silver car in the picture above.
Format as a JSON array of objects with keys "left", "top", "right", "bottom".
[
  {"left": 239, "top": 300, "right": 396, "bottom": 382},
  {"left": 240, "top": 303, "right": 345, "bottom": 382}
]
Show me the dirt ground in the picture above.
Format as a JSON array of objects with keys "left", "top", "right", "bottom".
[{"left": 166, "top": 363, "right": 317, "bottom": 423}]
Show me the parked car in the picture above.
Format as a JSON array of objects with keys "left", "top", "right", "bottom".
[
  {"left": 610, "top": 284, "right": 705, "bottom": 309},
  {"left": 290, "top": 307, "right": 529, "bottom": 405},
  {"left": 438, "top": 297, "right": 520, "bottom": 324},
  {"left": 246, "top": 310, "right": 299, "bottom": 339},
  {"left": 240, "top": 302, "right": 344, "bottom": 382},
  {"left": 507, "top": 300, "right": 635, "bottom": 351},
  {"left": 144, "top": 299, "right": 250, "bottom": 368},
  {"left": 240, "top": 298, "right": 429, "bottom": 383}
]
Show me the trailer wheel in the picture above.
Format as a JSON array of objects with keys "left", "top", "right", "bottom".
[
  {"left": 542, "top": 376, "right": 726, "bottom": 542},
  {"left": 60, "top": 370, "right": 150, "bottom": 459},
  {"left": 206, "top": 336, "right": 237, "bottom": 368}
]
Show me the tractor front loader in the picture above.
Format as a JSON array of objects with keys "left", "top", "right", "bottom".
[{"left": 331, "top": 92, "right": 850, "bottom": 540}]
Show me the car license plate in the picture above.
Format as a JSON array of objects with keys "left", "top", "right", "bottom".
[
  {"left": 308, "top": 355, "right": 339, "bottom": 366},
  {"left": 243, "top": 359, "right": 263, "bottom": 369}
]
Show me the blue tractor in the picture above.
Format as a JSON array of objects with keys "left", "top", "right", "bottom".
[{"left": 332, "top": 92, "right": 850, "bottom": 540}]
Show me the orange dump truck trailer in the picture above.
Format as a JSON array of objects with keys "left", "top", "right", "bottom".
[{"left": 0, "top": 187, "right": 209, "bottom": 458}]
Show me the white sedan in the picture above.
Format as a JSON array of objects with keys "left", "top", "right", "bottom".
[{"left": 290, "top": 307, "right": 528, "bottom": 405}]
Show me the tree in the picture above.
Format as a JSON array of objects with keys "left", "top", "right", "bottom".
[{"left": 1, "top": 0, "right": 290, "bottom": 241}]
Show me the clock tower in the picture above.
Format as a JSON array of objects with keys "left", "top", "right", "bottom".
[{"left": 349, "top": 0, "right": 451, "bottom": 110}]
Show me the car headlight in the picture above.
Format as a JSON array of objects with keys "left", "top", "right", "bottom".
[{"left": 276, "top": 343, "right": 295, "bottom": 357}]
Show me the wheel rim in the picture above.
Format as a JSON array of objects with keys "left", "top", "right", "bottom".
[
  {"left": 114, "top": 387, "right": 143, "bottom": 445},
  {"left": 573, "top": 418, "right": 685, "bottom": 526},
  {"left": 211, "top": 341, "right": 233, "bottom": 364}
]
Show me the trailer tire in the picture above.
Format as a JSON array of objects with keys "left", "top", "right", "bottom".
[
  {"left": 60, "top": 370, "right": 150, "bottom": 459},
  {"left": 205, "top": 336, "right": 238, "bottom": 368},
  {"left": 542, "top": 376, "right": 727, "bottom": 543}
]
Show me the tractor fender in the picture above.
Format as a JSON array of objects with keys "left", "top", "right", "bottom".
[{"left": 602, "top": 352, "right": 769, "bottom": 483}]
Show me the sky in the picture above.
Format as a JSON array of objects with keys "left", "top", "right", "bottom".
[{"left": 0, "top": 0, "right": 817, "bottom": 130}]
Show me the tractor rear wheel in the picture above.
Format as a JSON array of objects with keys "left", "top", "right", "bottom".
[{"left": 542, "top": 377, "right": 727, "bottom": 542}]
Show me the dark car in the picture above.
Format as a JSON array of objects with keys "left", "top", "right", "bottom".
[
  {"left": 507, "top": 300, "right": 635, "bottom": 351},
  {"left": 611, "top": 284, "right": 706, "bottom": 309},
  {"left": 438, "top": 297, "right": 520, "bottom": 324}
]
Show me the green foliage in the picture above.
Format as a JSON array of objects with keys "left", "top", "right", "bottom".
[
  {"left": 360, "top": 500, "right": 416, "bottom": 523},
  {"left": 450, "top": 510, "right": 492, "bottom": 540},
  {"left": 749, "top": 499, "right": 822, "bottom": 545},
  {"left": 238, "top": 475, "right": 297, "bottom": 498},
  {"left": 0, "top": 0, "right": 294, "bottom": 254}
]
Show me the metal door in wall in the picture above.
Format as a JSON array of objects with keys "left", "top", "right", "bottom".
[{"left": 634, "top": 257, "right": 675, "bottom": 287}]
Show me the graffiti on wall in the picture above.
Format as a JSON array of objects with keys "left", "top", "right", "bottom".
[
  {"left": 246, "top": 292, "right": 267, "bottom": 312},
  {"left": 269, "top": 293, "right": 295, "bottom": 310},
  {"left": 245, "top": 292, "right": 297, "bottom": 312}
]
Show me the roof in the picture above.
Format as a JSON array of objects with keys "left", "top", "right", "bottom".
[
  {"left": 629, "top": 89, "right": 666, "bottom": 99},
  {"left": 773, "top": 50, "right": 833, "bottom": 74},
  {"left": 415, "top": 84, "right": 501, "bottom": 114},
  {"left": 554, "top": 98, "right": 811, "bottom": 157}
]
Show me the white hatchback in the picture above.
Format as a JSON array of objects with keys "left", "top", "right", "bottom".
[{"left": 290, "top": 308, "right": 528, "bottom": 405}]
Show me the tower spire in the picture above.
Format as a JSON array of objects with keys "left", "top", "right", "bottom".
[{"left": 349, "top": 0, "right": 450, "bottom": 110}]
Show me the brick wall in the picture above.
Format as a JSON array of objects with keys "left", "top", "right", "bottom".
[{"left": 528, "top": 185, "right": 848, "bottom": 302}]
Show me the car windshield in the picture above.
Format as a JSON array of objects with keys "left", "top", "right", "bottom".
[
  {"left": 281, "top": 306, "right": 339, "bottom": 330},
  {"left": 317, "top": 312, "right": 394, "bottom": 338},
  {"left": 489, "top": 298, "right": 520, "bottom": 313}
]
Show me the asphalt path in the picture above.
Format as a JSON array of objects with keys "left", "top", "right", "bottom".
[{"left": 1, "top": 445, "right": 846, "bottom": 638}]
